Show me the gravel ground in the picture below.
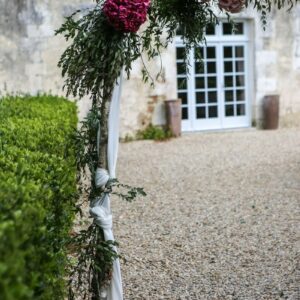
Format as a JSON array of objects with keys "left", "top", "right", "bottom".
[{"left": 111, "top": 123, "right": 300, "bottom": 299}]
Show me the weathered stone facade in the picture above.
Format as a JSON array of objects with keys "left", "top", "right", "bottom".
[
  {"left": 250, "top": 6, "right": 300, "bottom": 125},
  {"left": 0, "top": 1, "right": 299, "bottom": 136}
]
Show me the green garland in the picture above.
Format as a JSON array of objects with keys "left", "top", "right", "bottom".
[{"left": 56, "top": 0, "right": 297, "bottom": 298}]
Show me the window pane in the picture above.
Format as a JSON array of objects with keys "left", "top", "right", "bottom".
[
  {"left": 196, "top": 92, "right": 206, "bottom": 104},
  {"left": 235, "top": 46, "right": 244, "bottom": 58},
  {"left": 182, "top": 107, "right": 188, "bottom": 120},
  {"left": 176, "top": 26, "right": 183, "bottom": 36},
  {"left": 208, "top": 91, "right": 217, "bottom": 103},
  {"left": 207, "top": 47, "right": 216, "bottom": 59},
  {"left": 209, "top": 106, "right": 218, "bottom": 118},
  {"left": 236, "top": 75, "right": 245, "bottom": 87},
  {"left": 207, "top": 77, "right": 217, "bottom": 88},
  {"left": 225, "top": 90, "right": 234, "bottom": 102},
  {"left": 195, "top": 62, "right": 204, "bottom": 74},
  {"left": 177, "top": 78, "right": 187, "bottom": 90},
  {"left": 223, "top": 23, "right": 233, "bottom": 35},
  {"left": 195, "top": 47, "right": 204, "bottom": 58},
  {"left": 236, "top": 61, "right": 244, "bottom": 72},
  {"left": 224, "top": 61, "right": 233, "bottom": 73},
  {"left": 177, "top": 62, "right": 187, "bottom": 75},
  {"left": 234, "top": 23, "right": 244, "bottom": 35},
  {"left": 196, "top": 107, "right": 206, "bottom": 119},
  {"left": 206, "top": 24, "right": 215, "bottom": 35},
  {"left": 224, "top": 47, "right": 233, "bottom": 58},
  {"left": 178, "top": 92, "right": 188, "bottom": 105},
  {"left": 223, "top": 22, "right": 244, "bottom": 35},
  {"left": 195, "top": 77, "right": 205, "bottom": 89},
  {"left": 225, "top": 76, "right": 234, "bottom": 87},
  {"left": 236, "top": 90, "right": 245, "bottom": 102},
  {"left": 237, "top": 104, "right": 246, "bottom": 116},
  {"left": 207, "top": 62, "right": 216, "bottom": 73},
  {"left": 225, "top": 105, "right": 235, "bottom": 117},
  {"left": 176, "top": 47, "right": 186, "bottom": 60}
]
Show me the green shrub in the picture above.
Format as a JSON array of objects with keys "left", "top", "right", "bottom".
[
  {"left": 0, "top": 95, "right": 78, "bottom": 300},
  {"left": 136, "top": 124, "right": 172, "bottom": 141}
]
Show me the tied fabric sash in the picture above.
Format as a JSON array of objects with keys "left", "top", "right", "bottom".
[{"left": 90, "top": 77, "right": 123, "bottom": 300}]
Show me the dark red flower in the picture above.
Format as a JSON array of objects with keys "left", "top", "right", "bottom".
[
  {"left": 218, "top": 0, "right": 245, "bottom": 13},
  {"left": 103, "top": 0, "right": 150, "bottom": 33}
]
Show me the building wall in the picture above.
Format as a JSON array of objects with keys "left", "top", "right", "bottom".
[
  {"left": 0, "top": 1, "right": 299, "bottom": 136},
  {"left": 0, "top": 0, "right": 94, "bottom": 120},
  {"left": 251, "top": 5, "right": 300, "bottom": 123},
  {"left": 120, "top": 44, "right": 177, "bottom": 136},
  {"left": 120, "top": 6, "right": 300, "bottom": 134}
]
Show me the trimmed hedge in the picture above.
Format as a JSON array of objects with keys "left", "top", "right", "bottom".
[{"left": 0, "top": 95, "right": 78, "bottom": 299}]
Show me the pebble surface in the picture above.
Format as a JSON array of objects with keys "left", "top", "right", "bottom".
[{"left": 112, "top": 124, "right": 300, "bottom": 299}]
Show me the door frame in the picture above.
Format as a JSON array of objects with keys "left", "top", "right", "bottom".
[{"left": 175, "top": 20, "right": 253, "bottom": 132}]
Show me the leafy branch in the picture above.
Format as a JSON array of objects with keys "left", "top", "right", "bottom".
[{"left": 110, "top": 179, "right": 147, "bottom": 202}]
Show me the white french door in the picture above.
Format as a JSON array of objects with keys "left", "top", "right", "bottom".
[{"left": 176, "top": 21, "right": 251, "bottom": 131}]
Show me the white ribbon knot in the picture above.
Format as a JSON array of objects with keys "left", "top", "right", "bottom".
[
  {"left": 95, "top": 168, "right": 110, "bottom": 189},
  {"left": 90, "top": 206, "right": 112, "bottom": 231}
]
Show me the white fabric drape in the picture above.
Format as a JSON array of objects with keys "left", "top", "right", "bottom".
[
  {"left": 106, "top": 76, "right": 123, "bottom": 300},
  {"left": 90, "top": 76, "right": 123, "bottom": 300}
]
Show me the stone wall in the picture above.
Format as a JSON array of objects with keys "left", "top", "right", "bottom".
[
  {"left": 119, "top": 45, "right": 177, "bottom": 137},
  {"left": 251, "top": 5, "right": 300, "bottom": 124},
  {"left": 0, "top": 0, "right": 94, "bottom": 120},
  {"left": 1, "top": 1, "right": 300, "bottom": 136}
]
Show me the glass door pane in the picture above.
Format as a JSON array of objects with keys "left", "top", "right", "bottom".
[
  {"left": 176, "top": 47, "right": 189, "bottom": 120},
  {"left": 194, "top": 46, "right": 219, "bottom": 120},
  {"left": 223, "top": 45, "right": 247, "bottom": 118}
]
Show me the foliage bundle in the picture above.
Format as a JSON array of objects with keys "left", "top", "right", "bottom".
[
  {"left": 56, "top": 0, "right": 297, "bottom": 299},
  {"left": 137, "top": 124, "right": 172, "bottom": 141},
  {"left": 0, "top": 95, "right": 77, "bottom": 300}
]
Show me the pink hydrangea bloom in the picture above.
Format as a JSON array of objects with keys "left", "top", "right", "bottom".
[
  {"left": 218, "top": 0, "right": 245, "bottom": 13},
  {"left": 103, "top": 0, "right": 151, "bottom": 33}
]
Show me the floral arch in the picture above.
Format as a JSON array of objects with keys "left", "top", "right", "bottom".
[{"left": 56, "top": 0, "right": 296, "bottom": 299}]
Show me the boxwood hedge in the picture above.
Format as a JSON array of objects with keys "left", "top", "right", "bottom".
[{"left": 0, "top": 95, "right": 78, "bottom": 299}]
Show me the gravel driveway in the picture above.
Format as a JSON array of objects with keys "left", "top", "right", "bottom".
[{"left": 112, "top": 127, "right": 300, "bottom": 300}]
